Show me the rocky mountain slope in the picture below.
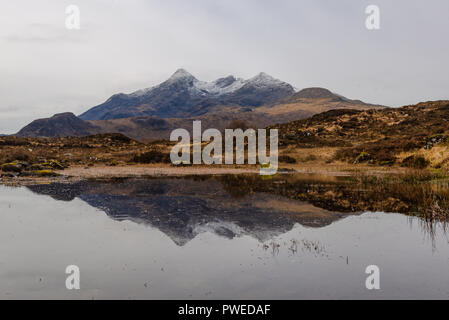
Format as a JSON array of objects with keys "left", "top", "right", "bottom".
[{"left": 79, "top": 69, "right": 295, "bottom": 120}]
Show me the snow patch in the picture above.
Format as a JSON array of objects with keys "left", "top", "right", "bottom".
[
  {"left": 246, "top": 72, "right": 289, "bottom": 88},
  {"left": 127, "top": 70, "right": 291, "bottom": 98},
  {"left": 193, "top": 77, "right": 246, "bottom": 96}
]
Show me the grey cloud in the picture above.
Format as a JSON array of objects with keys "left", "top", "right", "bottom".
[{"left": 3, "top": 23, "right": 87, "bottom": 43}]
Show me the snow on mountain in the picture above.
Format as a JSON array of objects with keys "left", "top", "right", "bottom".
[
  {"left": 246, "top": 72, "right": 288, "bottom": 88},
  {"left": 79, "top": 69, "right": 295, "bottom": 120},
  {"left": 193, "top": 76, "right": 246, "bottom": 96},
  {"left": 167, "top": 68, "right": 196, "bottom": 82},
  {"left": 127, "top": 69, "right": 287, "bottom": 99},
  {"left": 191, "top": 220, "right": 288, "bottom": 243}
]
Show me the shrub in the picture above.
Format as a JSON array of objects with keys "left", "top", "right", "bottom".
[
  {"left": 375, "top": 150, "right": 396, "bottom": 164},
  {"left": 401, "top": 155, "right": 430, "bottom": 169},
  {"left": 131, "top": 150, "right": 171, "bottom": 164},
  {"left": 41, "top": 160, "right": 66, "bottom": 170},
  {"left": 279, "top": 155, "right": 297, "bottom": 164},
  {"left": 0, "top": 163, "right": 23, "bottom": 173},
  {"left": 0, "top": 148, "right": 31, "bottom": 163},
  {"left": 302, "top": 154, "right": 317, "bottom": 162},
  {"left": 354, "top": 152, "right": 371, "bottom": 164}
]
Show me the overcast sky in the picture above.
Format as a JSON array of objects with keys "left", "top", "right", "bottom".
[{"left": 1, "top": 0, "right": 448, "bottom": 133}]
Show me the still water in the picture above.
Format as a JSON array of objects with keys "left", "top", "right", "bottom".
[{"left": 0, "top": 175, "right": 448, "bottom": 299}]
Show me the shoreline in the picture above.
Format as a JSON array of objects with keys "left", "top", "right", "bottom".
[{"left": 0, "top": 164, "right": 417, "bottom": 187}]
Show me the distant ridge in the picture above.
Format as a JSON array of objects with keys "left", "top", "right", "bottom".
[
  {"left": 17, "top": 112, "right": 100, "bottom": 138},
  {"left": 294, "top": 87, "right": 341, "bottom": 99}
]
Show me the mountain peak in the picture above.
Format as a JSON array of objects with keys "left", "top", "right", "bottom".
[
  {"left": 246, "top": 72, "right": 293, "bottom": 91},
  {"left": 257, "top": 71, "right": 270, "bottom": 77},
  {"left": 17, "top": 112, "right": 97, "bottom": 138},
  {"left": 251, "top": 72, "right": 274, "bottom": 81},
  {"left": 295, "top": 87, "right": 340, "bottom": 99},
  {"left": 51, "top": 112, "right": 78, "bottom": 118},
  {"left": 168, "top": 68, "right": 196, "bottom": 82}
]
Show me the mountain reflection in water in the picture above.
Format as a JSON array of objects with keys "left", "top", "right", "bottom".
[
  {"left": 1, "top": 173, "right": 448, "bottom": 299},
  {"left": 27, "top": 176, "right": 350, "bottom": 245},
  {"left": 26, "top": 174, "right": 448, "bottom": 246}
]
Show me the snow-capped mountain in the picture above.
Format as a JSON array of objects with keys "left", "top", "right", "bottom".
[
  {"left": 17, "top": 68, "right": 383, "bottom": 139},
  {"left": 79, "top": 69, "right": 295, "bottom": 120}
]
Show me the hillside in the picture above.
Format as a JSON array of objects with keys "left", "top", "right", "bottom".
[
  {"left": 16, "top": 113, "right": 101, "bottom": 138},
  {"left": 256, "top": 87, "right": 380, "bottom": 120},
  {"left": 17, "top": 97, "right": 378, "bottom": 141},
  {"left": 272, "top": 100, "right": 449, "bottom": 168},
  {"left": 16, "top": 107, "right": 298, "bottom": 141},
  {"left": 0, "top": 133, "right": 145, "bottom": 174}
]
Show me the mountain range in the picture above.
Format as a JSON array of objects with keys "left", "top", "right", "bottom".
[
  {"left": 16, "top": 69, "right": 383, "bottom": 140},
  {"left": 79, "top": 69, "right": 296, "bottom": 120}
]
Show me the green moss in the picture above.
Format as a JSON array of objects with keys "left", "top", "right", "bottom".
[
  {"left": 360, "top": 152, "right": 370, "bottom": 157},
  {"left": 41, "top": 160, "right": 65, "bottom": 170},
  {"left": 0, "top": 163, "right": 22, "bottom": 172},
  {"left": 30, "top": 164, "right": 44, "bottom": 170},
  {"left": 353, "top": 152, "right": 372, "bottom": 164},
  {"left": 33, "top": 170, "right": 61, "bottom": 177}
]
